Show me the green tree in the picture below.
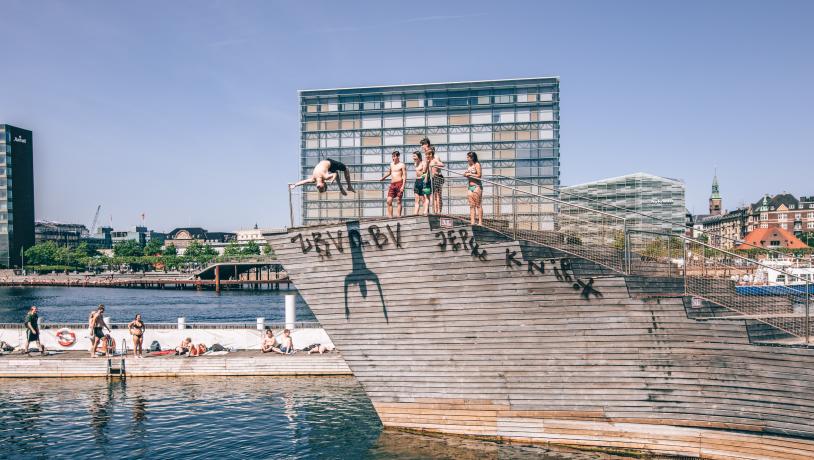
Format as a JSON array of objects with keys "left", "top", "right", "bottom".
[
  {"left": 143, "top": 239, "right": 163, "bottom": 256},
  {"left": 113, "top": 240, "right": 143, "bottom": 257},
  {"left": 223, "top": 241, "right": 242, "bottom": 257},
  {"left": 24, "top": 242, "right": 62, "bottom": 266},
  {"left": 162, "top": 244, "right": 178, "bottom": 256},
  {"left": 184, "top": 240, "right": 204, "bottom": 257},
  {"left": 242, "top": 240, "right": 260, "bottom": 256},
  {"left": 262, "top": 243, "right": 274, "bottom": 256}
]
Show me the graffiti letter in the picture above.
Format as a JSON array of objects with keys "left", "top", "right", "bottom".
[
  {"left": 312, "top": 232, "right": 331, "bottom": 256},
  {"left": 368, "top": 225, "right": 388, "bottom": 249},
  {"left": 528, "top": 260, "right": 545, "bottom": 275},
  {"left": 385, "top": 223, "right": 402, "bottom": 249},
  {"left": 447, "top": 231, "right": 461, "bottom": 251},
  {"left": 458, "top": 229, "right": 470, "bottom": 250},
  {"left": 505, "top": 249, "right": 522, "bottom": 268},
  {"left": 291, "top": 234, "right": 313, "bottom": 254},
  {"left": 470, "top": 238, "right": 488, "bottom": 261},
  {"left": 435, "top": 231, "right": 448, "bottom": 251},
  {"left": 325, "top": 230, "right": 344, "bottom": 253},
  {"left": 574, "top": 277, "right": 603, "bottom": 300}
]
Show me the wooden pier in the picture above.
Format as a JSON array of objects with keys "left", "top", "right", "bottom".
[{"left": 0, "top": 350, "right": 351, "bottom": 378}]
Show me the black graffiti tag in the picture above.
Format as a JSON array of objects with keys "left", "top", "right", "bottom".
[
  {"left": 291, "top": 233, "right": 313, "bottom": 253},
  {"left": 505, "top": 249, "right": 522, "bottom": 268},
  {"left": 573, "top": 277, "right": 603, "bottom": 299}
]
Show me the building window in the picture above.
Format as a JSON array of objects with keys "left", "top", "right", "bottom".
[
  {"left": 808, "top": 222, "right": 814, "bottom": 229},
  {"left": 808, "top": 212, "right": 813, "bottom": 219},
  {"left": 778, "top": 213, "right": 787, "bottom": 221},
  {"left": 795, "top": 213, "right": 802, "bottom": 219},
  {"left": 780, "top": 223, "right": 788, "bottom": 229},
  {"left": 761, "top": 223, "right": 768, "bottom": 228}
]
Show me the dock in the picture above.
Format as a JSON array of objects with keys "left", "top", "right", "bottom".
[{"left": 0, "top": 350, "right": 351, "bottom": 378}]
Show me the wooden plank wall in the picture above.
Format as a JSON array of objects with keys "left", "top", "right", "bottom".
[{"left": 270, "top": 216, "right": 814, "bottom": 459}]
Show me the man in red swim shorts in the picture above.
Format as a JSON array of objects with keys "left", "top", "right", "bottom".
[{"left": 381, "top": 150, "right": 407, "bottom": 217}]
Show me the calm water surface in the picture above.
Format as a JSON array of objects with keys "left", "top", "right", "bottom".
[
  {"left": 0, "top": 287, "right": 315, "bottom": 324},
  {"left": 0, "top": 377, "right": 621, "bottom": 460},
  {"left": 0, "top": 288, "right": 622, "bottom": 459}
]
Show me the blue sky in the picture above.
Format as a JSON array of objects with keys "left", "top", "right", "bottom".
[{"left": 1, "top": 0, "right": 811, "bottom": 230}]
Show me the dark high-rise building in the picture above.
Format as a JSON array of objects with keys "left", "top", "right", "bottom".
[{"left": 0, "top": 125, "right": 35, "bottom": 267}]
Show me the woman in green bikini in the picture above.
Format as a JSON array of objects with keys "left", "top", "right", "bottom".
[{"left": 464, "top": 151, "right": 483, "bottom": 225}]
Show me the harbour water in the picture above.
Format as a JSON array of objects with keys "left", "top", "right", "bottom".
[
  {"left": 0, "top": 287, "right": 619, "bottom": 459},
  {"left": 0, "top": 286, "right": 315, "bottom": 323},
  {"left": 0, "top": 377, "right": 619, "bottom": 460}
]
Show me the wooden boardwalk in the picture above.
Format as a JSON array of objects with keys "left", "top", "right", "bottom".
[
  {"left": 269, "top": 216, "right": 814, "bottom": 460},
  {"left": 0, "top": 350, "right": 350, "bottom": 378}
]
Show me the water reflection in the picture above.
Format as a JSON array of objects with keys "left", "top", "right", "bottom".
[{"left": 0, "top": 377, "right": 618, "bottom": 459}]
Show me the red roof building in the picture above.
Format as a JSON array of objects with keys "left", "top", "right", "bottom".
[{"left": 737, "top": 227, "right": 809, "bottom": 250}]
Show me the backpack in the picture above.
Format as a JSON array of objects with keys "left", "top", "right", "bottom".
[
  {"left": 149, "top": 341, "right": 161, "bottom": 352},
  {"left": 210, "top": 343, "right": 226, "bottom": 352}
]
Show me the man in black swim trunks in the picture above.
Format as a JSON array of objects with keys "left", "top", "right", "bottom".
[
  {"left": 290, "top": 158, "right": 355, "bottom": 195},
  {"left": 89, "top": 304, "right": 111, "bottom": 357}
]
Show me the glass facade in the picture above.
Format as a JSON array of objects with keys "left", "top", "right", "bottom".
[
  {"left": 299, "top": 78, "right": 560, "bottom": 224},
  {"left": 561, "top": 172, "right": 686, "bottom": 234},
  {"left": 0, "top": 125, "right": 35, "bottom": 267}
]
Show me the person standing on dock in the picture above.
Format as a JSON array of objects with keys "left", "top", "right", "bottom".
[
  {"left": 128, "top": 313, "right": 145, "bottom": 358},
  {"left": 89, "top": 305, "right": 111, "bottom": 357},
  {"left": 23, "top": 306, "right": 45, "bottom": 355},
  {"left": 290, "top": 158, "right": 355, "bottom": 195},
  {"left": 464, "top": 151, "right": 483, "bottom": 225},
  {"left": 412, "top": 151, "right": 429, "bottom": 216},
  {"left": 380, "top": 150, "right": 407, "bottom": 217}
]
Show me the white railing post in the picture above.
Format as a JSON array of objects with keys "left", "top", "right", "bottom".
[
  {"left": 288, "top": 185, "right": 295, "bottom": 228},
  {"left": 285, "top": 294, "right": 296, "bottom": 330}
]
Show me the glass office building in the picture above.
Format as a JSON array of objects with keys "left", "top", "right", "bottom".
[
  {"left": 561, "top": 172, "right": 686, "bottom": 234},
  {"left": 299, "top": 77, "right": 560, "bottom": 224},
  {"left": 0, "top": 125, "right": 35, "bottom": 267}
]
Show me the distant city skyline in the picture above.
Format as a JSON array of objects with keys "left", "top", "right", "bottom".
[{"left": 0, "top": 0, "right": 811, "bottom": 230}]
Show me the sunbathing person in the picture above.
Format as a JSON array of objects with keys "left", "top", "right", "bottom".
[
  {"left": 289, "top": 158, "right": 355, "bottom": 195},
  {"left": 261, "top": 329, "right": 284, "bottom": 354},
  {"left": 188, "top": 342, "right": 206, "bottom": 357},
  {"left": 307, "top": 344, "right": 333, "bottom": 355},
  {"left": 176, "top": 337, "right": 192, "bottom": 355}
]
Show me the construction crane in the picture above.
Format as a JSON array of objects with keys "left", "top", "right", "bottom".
[{"left": 89, "top": 204, "right": 102, "bottom": 235}]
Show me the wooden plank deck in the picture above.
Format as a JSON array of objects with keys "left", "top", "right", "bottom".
[{"left": 0, "top": 350, "right": 351, "bottom": 378}]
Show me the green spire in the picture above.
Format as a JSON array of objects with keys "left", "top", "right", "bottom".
[{"left": 711, "top": 174, "right": 721, "bottom": 200}]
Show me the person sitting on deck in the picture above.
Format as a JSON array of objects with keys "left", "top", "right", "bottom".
[
  {"left": 261, "top": 328, "right": 284, "bottom": 354},
  {"left": 278, "top": 329, "right": 294, "bottom": 354},
  {"left": 176, "top": 337, "right": 192, "bottom": 356},
  {"left": 289, "top": 158, "right": 355, "bottom": 195}
]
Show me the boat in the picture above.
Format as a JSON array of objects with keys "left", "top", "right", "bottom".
[
  {"left": 268, "top": 213, "right": 814, "bottom": 459},
  {"left": 736, "top": 264, "right": 814, "bottom": 296}
]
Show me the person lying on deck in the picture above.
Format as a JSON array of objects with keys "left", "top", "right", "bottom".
[
  {"left": 188, "top": 343, "right": 207, "bottom": 357},
  {"left": 289, "top": 159, "right": 355, "bottom": 195}
]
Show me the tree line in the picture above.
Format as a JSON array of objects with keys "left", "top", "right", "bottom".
[{"left": 23, "top": 239, "right": 273, "bottom": 273}]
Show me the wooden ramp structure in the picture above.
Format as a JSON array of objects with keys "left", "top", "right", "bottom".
[{"left": 269, "top": 215, "right": 814, "bottom": 459}]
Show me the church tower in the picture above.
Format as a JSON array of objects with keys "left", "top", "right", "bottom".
[{"left": 709, "top": 174, "right": 722, "bottom": 216}]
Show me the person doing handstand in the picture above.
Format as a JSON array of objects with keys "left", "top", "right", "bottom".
[{"left": 290, "top": 158, "right": 355, "bottom": 195}]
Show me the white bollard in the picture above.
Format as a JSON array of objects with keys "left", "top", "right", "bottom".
[
  {"left": 178, "top": 317, "right": 186, "bottom": 330},
  {"left": 104, "top": 316, "right": 112, "bottom": 329},
  {"left": 285, "top": 294, "right": 296, "bottom": 330},
  {"left": 256, "top": 317, "right": 265, "bottom": 330}
]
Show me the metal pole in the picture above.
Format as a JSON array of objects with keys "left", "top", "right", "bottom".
[
  {"left": 288, "top": 185, "right": 294, "bottom": 228},
  {"left": 512, "top": 187, "right": 517, "bottom": 240},
  {"left": 806, "top": 281, "right": 810, "bottom": 344},
  {"left": 623, "top": 219, "right": 629, "bottom": 275}
]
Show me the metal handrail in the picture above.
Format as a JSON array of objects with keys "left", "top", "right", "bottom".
[
  {"left": 436, "top": 167, "right": 626, "bottom": 220},
  {"left": 491, "top": 174, "right": 810, "bottom": 261}
]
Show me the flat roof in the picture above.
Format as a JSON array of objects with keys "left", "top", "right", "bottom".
[
  {"left": 563, "top": 172, "right": 684, "bottom": 189},
  {"left": 299, "top": 76, "right": 560, "bottom": 94}
]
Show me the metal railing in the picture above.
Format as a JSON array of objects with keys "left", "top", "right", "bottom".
[
  {"left": 287, "top": 169, "right": 813, "bottom": 342},
  {"left": 625, "top": 229, "right": 812, "bottom": 342}
]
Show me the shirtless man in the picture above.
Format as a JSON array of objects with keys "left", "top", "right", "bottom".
[
  {"left": 88, "top": 304, "right": 111, "bottom": 357},
  {"left": 290, "top": 158, "right": 355, "bottom": 195},
  {"left": 380, "top": 151, "right": 407, "bottom": 217}
]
